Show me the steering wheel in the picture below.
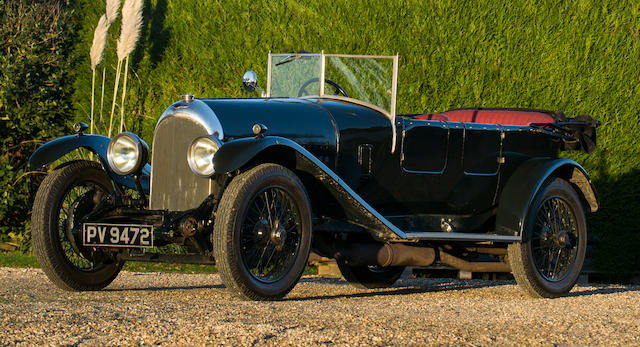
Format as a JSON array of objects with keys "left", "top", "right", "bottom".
[{"left": 297, "top": 78, "right": 349, "bottom": 98}]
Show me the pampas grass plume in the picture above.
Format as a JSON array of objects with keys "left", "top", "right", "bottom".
[
  {"left": 109, "top": 0, "right": 144, "bottom": 136},
  {"left": 90, "top": 15, "right": 108, "bottom": 70},
  {"left": 105, "top": 0, "right": 120, "bottom": 25},
  {"left": 117, "top": 0, "right": 143, "bottom": 61}
]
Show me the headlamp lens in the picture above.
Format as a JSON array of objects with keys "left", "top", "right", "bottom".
[
  {"left": 188, "top": 136, "right": 219, "bottom": 176},
  {"left": 107, "top": 133, "right": 145, "bottom": 175}
]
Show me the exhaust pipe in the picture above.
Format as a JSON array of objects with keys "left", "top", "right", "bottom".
[
  {"left": 439, "top": 251, "right": 511, "bottom": 272},
  {"left": 319, "top": 238, "right": 510, "bottom": 272},
  {"left": 336, "top": 243, "right": 436, "bottom": 267}
]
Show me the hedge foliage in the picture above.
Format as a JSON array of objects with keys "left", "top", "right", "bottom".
[
  {"left": 4, "top": 0, "right": 640, "bottom": 277},
  {"left": 68, "top": 0, "right": 639, "bottom": 277},
  {"left": 0, "top": 0, "right": 76, "bottom": 250}
]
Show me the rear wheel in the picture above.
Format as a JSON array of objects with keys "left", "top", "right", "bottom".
[
  {"left": 32, "top": 160, "right": 123, "bottom": 291},
  {"left": 213, "top": 164, "right": 312, "bottom": 300},
  {"left": 337, "top": 260, "right": 405, "bottom": 289},
  {"left": 508, "top": 178, "right": 587, "bottom": 298}
]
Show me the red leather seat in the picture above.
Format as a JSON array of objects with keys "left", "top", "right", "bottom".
[
  {"left": 411, "top": 114, "right": 449, "bottom": 122},
  {"left": 414, "top": 109, "right": 554, "bottom": 126}
]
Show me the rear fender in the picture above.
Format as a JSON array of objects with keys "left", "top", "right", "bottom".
[
  {"left": 29, "top": 134, "right": 149, "bottom": 193},
  {"left": 213, "top": 136, "right": 405, "bottom": 241},
  {"left": 495, "top": 158, "right": 598, "bottom": 237}
]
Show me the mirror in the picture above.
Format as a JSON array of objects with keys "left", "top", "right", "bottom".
[{"left": 242, "top": 70, "right": 258, "bottom": 93}]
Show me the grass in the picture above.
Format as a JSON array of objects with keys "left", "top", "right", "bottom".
[
  {"left": 0, "top": 251, "right": 318, "bottom": 275},
  {"left": 0, "top": 251, "right": 39, "bottom": 268},
  {"left": 0, "top": 251, "right": 216, "bottom": 273},
  {"left": 61, "top": 0, "right": 640, "bottom": 278}
]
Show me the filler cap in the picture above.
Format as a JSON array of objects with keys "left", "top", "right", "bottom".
[{"left": 182, "top": 93, "right": 194, "bottom": 103}]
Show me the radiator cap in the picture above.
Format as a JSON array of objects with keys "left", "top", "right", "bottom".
[{"left": 182, "top": 93, "right": 194, "bottom": 103}]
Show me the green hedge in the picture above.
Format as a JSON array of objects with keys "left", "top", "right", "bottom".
[
  {"left": 6, "top": 0, "right": 640, "bottom": 277},
  {"left": 0, "top": 0, "right": 76, "bottom": 250},
  {"left": 69, "top": 0, "right": 639, "bottom": 278}
]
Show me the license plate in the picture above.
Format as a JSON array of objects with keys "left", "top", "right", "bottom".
[{"left": 83, "top": 223, "right": 154, "bottom": 248}]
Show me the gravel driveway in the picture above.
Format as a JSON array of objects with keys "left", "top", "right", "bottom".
[{"left": 1, "top": 267, "right": 639, "bottom": 346}]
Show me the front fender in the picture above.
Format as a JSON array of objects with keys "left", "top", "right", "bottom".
[
  {"left": 213, "top": 136, "right": 406, "bottom": 241},
  {"left": 213, "top": 136, "right": 286, "bottom": 174},
  {"left": 29, "top": 134, "right": 150, "bottom": 193},
  {"left": 495, "top": 158, "right": 598, "bottom": 237}
]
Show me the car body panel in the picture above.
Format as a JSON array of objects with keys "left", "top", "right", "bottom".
[
  {"left": 203, "top": 98, "right": 339, "bottom": 169},
  {"left": 213, "top": 135, "right": 405, "bottom": 240},
  {"left": 28, "top": 134, "right": 150, "bottom": 192},
  {"left": 495, "top": 158, "right": 598, "bottom": 237}
]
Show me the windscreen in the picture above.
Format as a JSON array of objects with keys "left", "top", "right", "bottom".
[
  {"left": 267, "top": 52, "right": 399, "bottom": 152},
  {"left": 269, "top": 53, "right": 321, "bottom": 98},
  {"left": 324, "top": 55, "right": 394, "bottom": 113},
  {"left": 268, "top": 53, "right": 396, "bottom": 115}
]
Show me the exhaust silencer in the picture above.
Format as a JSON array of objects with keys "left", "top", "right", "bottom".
[
  {"left": 337, "top": 243, "right": 436, "bottom": 267},
  {"left": 334, "top": 242, "right": 510, "bottom": 272}
]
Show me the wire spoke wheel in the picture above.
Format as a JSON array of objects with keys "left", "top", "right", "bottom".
[
  {"left": 531, "top": 196, "right": 579, "bottom": 282},
  {"left": 213, "top": 163, "right": 312, "bottom": 300},
  {"left": 508, "top": 178, "right": 587, "bottom": 298},
  {"left": 32, "top": 160, "right": 123, "bottom": 291},
  {"left": 336, "top": 260, "right": 405, "bottom": 289},
  {"left": 240, "top": 186, "right": 302, "bottom": 283},
  {"left": 57, "top": 182, "right": 106, "bottom": 271}
]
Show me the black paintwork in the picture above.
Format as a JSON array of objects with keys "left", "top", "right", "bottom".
[
  {"left": 495, "top": 158, "right": 598, "bottom": 237},
  {"left": 202, "top": 98, "right": 339, "bottom": 169},
  {"left": 213, "top": 135, "right": 404, "bottom": 240},
  {"left": 28, "top": 133, "right": 150, "bottom": 192},
  {"left": 202, "top": 96, "right": 598, "bottom": 238},
  {"left": 30, "top": 96, "right": 598, "bottom": 241}
]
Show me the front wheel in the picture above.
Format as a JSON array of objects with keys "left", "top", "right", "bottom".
[
  {"left": 213, "top": 164, "right": 312, "bottom": 300},
  {"left": 32, "top": 160, "right": 123, "bottom": 291},
  {"left": 508, "top": 178, "right": 587, "bottom": 298}
]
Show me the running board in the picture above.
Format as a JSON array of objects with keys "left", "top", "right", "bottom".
[{"left": 404, "top": 232, "right": 521, "bottom": 243}]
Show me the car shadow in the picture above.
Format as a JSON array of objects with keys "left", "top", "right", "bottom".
[
  {"left": 105, "top": 284, "right": 225, "bottom": 292},
  {"left": 285, "top": 277, "right": 511, "bottom": 301},
  {"left": 568, "top": 285, "right": 640, "bottom": 297},
  {"left": 103, "top": 276, "right": 640, "bottom": 297}
]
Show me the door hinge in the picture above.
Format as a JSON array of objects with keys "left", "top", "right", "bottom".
[{"left": 358, "top": 144, "right": 373, "bottom": 175}]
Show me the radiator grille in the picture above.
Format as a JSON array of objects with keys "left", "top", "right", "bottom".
[{"left": 149, "top": 116, "right": 212, "bottom": 211}]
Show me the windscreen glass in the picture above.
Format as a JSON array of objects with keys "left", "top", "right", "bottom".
[
  {"left": 268, "top": 53, "right": 395, "bottom": 114},
  {"left": 269, "top": 54, "right": 321, "bottom": 98},
  {"left": 325, "top": 56, "right": 394, "bottom": 112}
]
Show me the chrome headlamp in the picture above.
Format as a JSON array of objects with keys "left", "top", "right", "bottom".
[
  {"left": 107, "top": 132, "right": 149, "bottom": 175},
  {"left": 187, "top": 135, "right": 222, "bottom": 177}
]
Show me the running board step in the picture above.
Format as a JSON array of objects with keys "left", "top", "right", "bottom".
[{"left": 404, "top": 232, "right": 521, "bottom": 242}]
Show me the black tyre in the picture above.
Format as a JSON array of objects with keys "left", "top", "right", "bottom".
[
  {"left": 508, "top": 178, "right": 587, "bottom": 298},
  {"left": 32, "top": 160, "right": 123, "bottom": 291},
  {"left": 212, "top": 164, "right": 312, "bottom": 300},
  {"left": 336, "top": 261, "right": 405, "bottom": 289}
]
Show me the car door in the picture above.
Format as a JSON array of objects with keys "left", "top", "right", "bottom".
[
  {"left": 396, "top": 118, "right": 503, "bottom": 214},
  {"left": 457, "top": 123, "right": 503, "bottom": 209},
  {"left": 401, "top": 118, "right": 449, "bottom": 174},
  {"left": 462, "top": 123, "right": 502, "bottom": 175}
]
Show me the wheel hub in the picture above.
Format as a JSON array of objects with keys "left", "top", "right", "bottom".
[
  {"left": 553, "top": 230, "right": 571, "bottom": 248},
  {"left": 254, "top": 219, "right": 269, "bottom": 238},
  {"left": 270, "top": 220, "right": 287, "bottom": 251}
]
